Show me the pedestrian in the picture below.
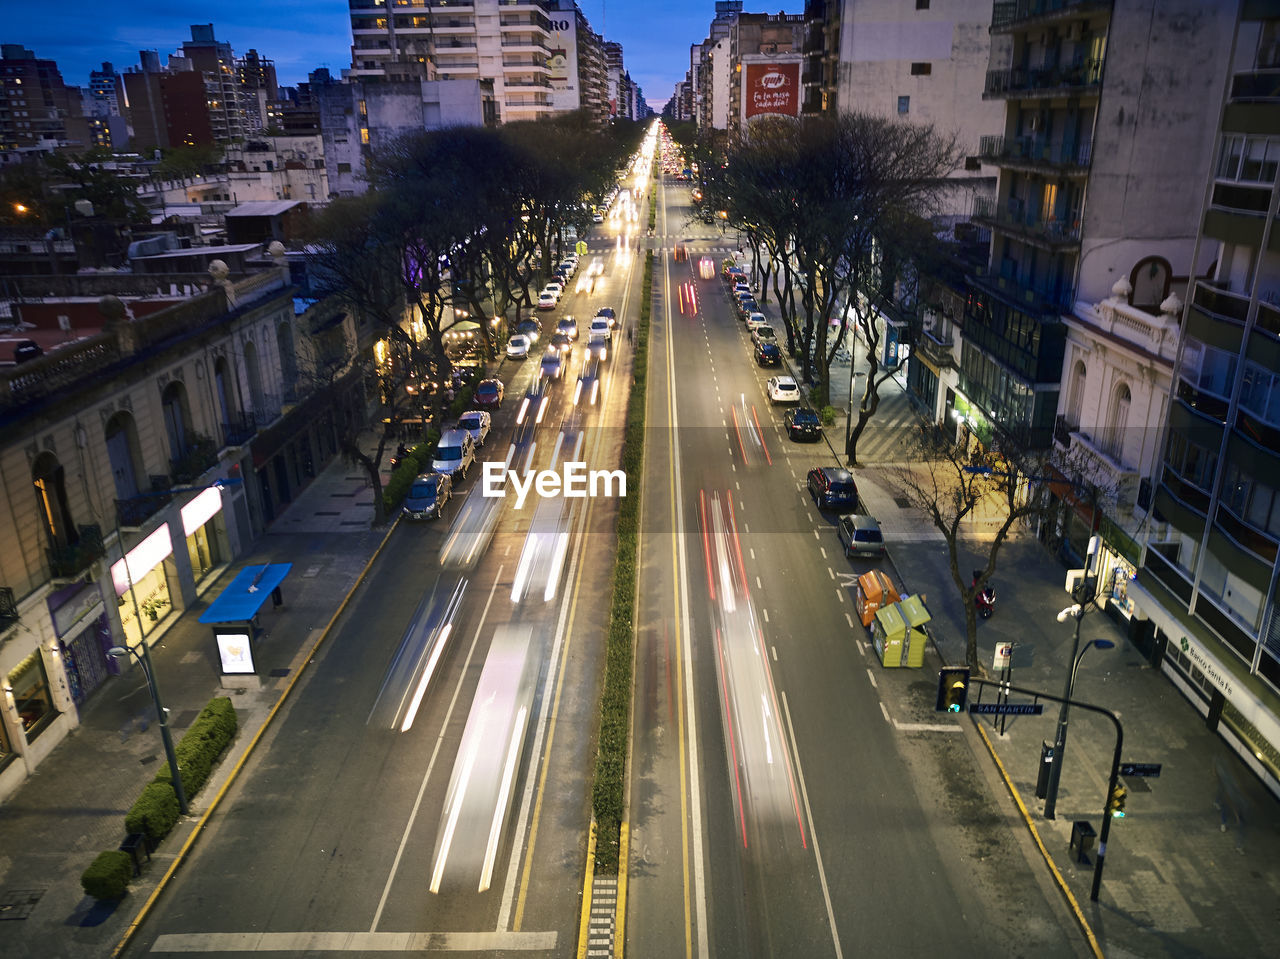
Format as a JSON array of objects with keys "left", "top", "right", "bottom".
[
  {"left": 1213, "top": 754, "right": 1248, "bottom": 850},
  {"left": 627, "top": 326, "right": 634, "bottom": 346}
]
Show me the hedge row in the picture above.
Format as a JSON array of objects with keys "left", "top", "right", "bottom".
[
  {"left": 591, "top": 250, "right": 653, "bottom": 871},
  {"left": 80, "top": 696, "right": 238, "bottom": 900}
]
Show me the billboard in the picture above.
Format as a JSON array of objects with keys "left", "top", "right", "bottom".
[
  {"left": 743, "top": 61, "right": 801, "bottom": 120},
  {"left": 547, "top": 12, "right": 579, "bottom": 111}
]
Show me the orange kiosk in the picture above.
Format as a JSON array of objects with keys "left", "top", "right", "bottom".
[{"left": 855, "top": 570, "right": 901, "bottom": 628}]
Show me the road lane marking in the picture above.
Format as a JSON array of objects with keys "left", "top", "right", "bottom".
[
  {"left": 827, "top": 568, "right": 834, "bottom": 580},
  {"left": 371, "top": 570, "right": 503, "bottom": 932},
  {"left": 879, "top": 701, "right": 891, "bottom": 724},
  {"left": 762, "top": 608, "right": 769, "bottom": 623},
  {"left": 866, "top": 669, "right": 877, "bottom": 689},
  {"left": 780, "top": 692, "right": 845, "bottom": 959},
  {"left": 152, "top": 931, "right": 557, "bottom": 952},
  {"left": 819, "top": 547, "right": 827, "bottom": 559},
  {"left": 894, "top": 721, "right": 964, "bottom": 733},
  {"left": 834, "top": 589, "right": 844, "bottom": 603},
  {"left": 845, "top": 613, "right": 855, "bottom": 629}
]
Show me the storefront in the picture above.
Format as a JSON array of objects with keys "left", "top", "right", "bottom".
[
  {"left": 47, "top": 581, "right": 115, "bottom": 709},
  {"left": 181, "top": 486, "right": 224, "bottom": 587},
  {"left": 112, "top": 524, "right": 175, "bottom": 648},
  {"left": 6, "top": 649, "right": 57, "bottom": 743}
]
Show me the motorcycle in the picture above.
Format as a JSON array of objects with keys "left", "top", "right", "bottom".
[
  {"left": 973, "top": 571, "right": 996, "bottom": 619},
  {"left": 390, "top": 443, "right": 410, "bottom": 472}
]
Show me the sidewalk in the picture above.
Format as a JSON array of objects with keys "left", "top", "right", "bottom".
[
  {"left": 0, "top": 444, "right": 392, "bottom": 958},
  {"left": 886, "top": 530, "right": 1280, "bottom": 958}
]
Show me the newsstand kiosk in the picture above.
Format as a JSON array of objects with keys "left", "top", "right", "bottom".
[
  {"left": 855, "top": 570, "right": 901, "bottom": 628},
  {"left": 870, "top": 594, "right": 932, "bottom": 668}
]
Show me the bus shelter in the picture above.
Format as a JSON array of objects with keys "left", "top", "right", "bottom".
[{"left": 198, "top": 563, "right": 292, "bottom": 685}]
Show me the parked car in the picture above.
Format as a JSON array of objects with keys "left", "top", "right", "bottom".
[
  {"left": 516, "top": 318, "right": 541, "bottom": 344},
  {"left": 745, "top": 311, "right": 768, "bottom": 331},
  {"left": 751, "top": 325, "right": 777, "bottom": 347},
  {"left": 537, "top": 291, "right": 558, "bottom": 310},
  {"left": 556, "top": 316, "right": 579, "bottom": 340},
  {"left": 403, "top": 471, "right": 452, "bottom": 521},
  {"left": 755, "top": 341, "right": 782, "bottom": 367},
  {"left": 784, "top": 407, "right": 822, "bottom": 442},
  {"left": 506, "top": 334, "right": 531, "bottom": 359},
  {"left": 544, "top": 280, "right": 564, "bottom": 299},
  {"left": 456, "top": 410, "right": 491, "bottom": 448},
  {"left": 737, "top": 296, "right": 759, "bottom": 318},
  {"left": 431, "top": 429, "right": 476, "bottom": 479},
  {"left": 807, "top": 466, "right": 859, "bottom": 511},
  {"left": 767, "top": 375, "right": 800, "bottom": 404},
  {"left": 474, "top": 378, "right": 504, "bottom": 408},
  {"left": 837, "top": 514, "right": 886, "bottom": 559}
]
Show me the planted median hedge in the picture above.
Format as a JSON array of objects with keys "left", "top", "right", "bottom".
[
  {"left": 81, "top": 696, "right": 237, "bottom": 900},
  {"left": 591, "top": 250, "right": 653, "bottom": 871}
]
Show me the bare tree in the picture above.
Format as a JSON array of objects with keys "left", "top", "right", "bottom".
[{"left": 888, "top": 435, "right": 1109, "bottom": 671}]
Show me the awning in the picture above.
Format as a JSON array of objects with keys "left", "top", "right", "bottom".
[{"left": 198, "top": 564, "right": 292, "bottom": 623}]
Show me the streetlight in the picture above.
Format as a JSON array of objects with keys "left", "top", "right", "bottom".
[
  {"left": 108, "top": 642, "right": 188, "bottom": 814},
  {"left": 1043, "top": 536, "right": 1110, "bottom": 820}
]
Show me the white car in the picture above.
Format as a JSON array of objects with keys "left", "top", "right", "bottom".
[
  {"left": 455, "top": 410, "right": 491, "bottom": 448},
  {"left": 537, "top": 291, "right": 558, "bottom": 310},
  {"left": 544, "top": 280, "right": 564, "bottom": 298},
  {"left": 575, "top": 273, "right": 596, "bottom": 294},
  {"left": 589, "top": 317, "right": 612, "bottom": 341},
  {"left": 506, "top": 334, "right": 531, "bottom": 358},
  {"left": 559, "top": 260, "right": 576, "bottom": 278},
  {"left": 745, "top": 312, "right": 769, "bottom": 333},
  {"left": 767, "top": 375, "right": 800, "bottom": 405},
  {"left": 588, "top": 256, "right": 605, "bottom": 276}
]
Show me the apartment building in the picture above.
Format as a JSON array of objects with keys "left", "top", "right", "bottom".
[
  {"left": 727, "top": 12, "right": 806, "bottom": 138},
  {"left": 1131, "top": 3, "right": 1280, "bottom": 796},
  {"left": 0, "top": 45, "right": 93, "bottom": 153},
  {"left": 0, "top": 253, "right": 369, "bottom": 803},
  {"left": 348, "top": 0, "right": 608, "bottom": 123},
  {"left": 548, "top": 0, "right": 609, "bottom": 122},
  {"left": 180, "top": 25, "right": 249, "bottom": 144}
]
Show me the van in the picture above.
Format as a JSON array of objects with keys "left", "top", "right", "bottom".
[{"left": 431, "top": 429, "right": 475, "bottom": 479}]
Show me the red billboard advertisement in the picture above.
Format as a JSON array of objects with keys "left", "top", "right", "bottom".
[{"left": 743, "top": 62, "right": 801, "bottom": 119}]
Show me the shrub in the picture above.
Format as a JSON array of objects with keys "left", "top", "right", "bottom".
[
  {"left": 124, "top": 781, "right": 180, "bottom": 847},
  {"left": 382, "top": 428, "right": 440, "bottom": 513},
  {"left": 81, "top": 850, "right": 133, "bottom": 901},
  {"left": 820, "top": 405, "right": 838, "bottom": 426},
  {"left": 155, "top": 697, "right": 238, "bottom": 796}
]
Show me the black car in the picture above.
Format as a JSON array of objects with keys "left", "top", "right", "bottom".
[
  {"left": 807, "top": 466, "right": 859, "bottom": 511},
  {"left": 516, "top": 318, "right": 542, "bottom": 344},
  {"left": 755, "top": 341, "right": 782, "bottom": 367},
  {"left": 785, "top": 408, "right": 823, "bottom": 442}
]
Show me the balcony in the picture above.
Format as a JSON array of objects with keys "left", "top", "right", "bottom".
[
  {"left": 252, "top": 393, "right": 284, "bottom": 429},
  {"left": 972, "top": 195, "right": 1081, "bottom": 248},
  {"left": 915, "top": 328, "right": 956, "bottom": 371},
  {"left": 977, "top": 134, "right": 1092, "bottom": 174},
  {"left": 116, "top": 479, "right": 176, "bottom": 530},
  {"left": 170, "top": 434, "right": 220, "bottom": 485},
  {"left": 991, "top": 0, "right": 1110, "bottom": 33},
  {"left": 967, "top": 266, "right": 1073, "bottom": 319},
  {"left": 221, "top": 412, "right": 258, "bottom": 449},
  {"left": 984, "top": 60, "right": 1104, "bottom": 99},
  {"left": 46, "top": 525, "right": 105, "bottom": 580},
  {"left": 1192, "top": 280, "right": 1249, "bottom": 324},
  {"left": 1230, "top": 70, "right": 1280, "bottom": 102},
  {"left": 0, "top": 585, "right": 17, "bottom": 629},
  {"left": 1070, "top": 294, "right": 1180, "bottom": 364},
  {"left": 1054, "top": 413, "right": 1077, "bottom": 448}
]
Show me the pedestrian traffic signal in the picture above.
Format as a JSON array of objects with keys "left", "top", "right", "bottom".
[
  {"left": 935, "top": 666, "right": 971, "bottom": 713},
  {"left": 1107, "top": 783, "right": 1128, "bottom": 818}
]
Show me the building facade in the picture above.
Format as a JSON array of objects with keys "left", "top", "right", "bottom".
[
  {"left": 1132, "top": 2, "right": 1280, "bottom": 797},
  {"left": 0, "top": 45, "right": 93, "bottom": 154}
]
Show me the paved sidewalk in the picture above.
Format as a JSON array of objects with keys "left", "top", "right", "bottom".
[
  {"left": 0, "top": 446, "right": 392, "bottom": 959},
  {"left": 887, "top": 531, "right": 1280, "bottom": 959}
]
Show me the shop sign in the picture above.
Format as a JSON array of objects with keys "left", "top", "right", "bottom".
[
  {"left": 111, "top": 524, "right": 174, "bottom": 596},
  {"left": 50, "top": 583, "right": 104, "bottom": 638},
  {"left": 1177, "top": 635, "right": 1235, "bottom": 699},
  {"left": 181, "top": 486, "right": 223, "bottom": 536}
]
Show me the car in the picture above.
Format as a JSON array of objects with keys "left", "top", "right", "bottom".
[
  {"left": 474, "top": 378, "right": 504, "bottom": 408},
  {"left": 544, "top": 280, "right": 564, "bottom": 299},
  {"left": 516, "top": 318, "right": 541, "bottom": 344},
  {"left": 403, "top": 471, "right": 452, "bottom": 521},
  {"left": 588, "top": 256, "right": 605, "bottom": 276},
  {"left": 589, "top": 316, "right": 613, "bottom": 340},
  {"left": 506, "top": 334, "right": 531, "bottom": 359},
  {"left": 517, "top": 376, "right": 552, "bottom": 426},
  {"left": 431, "top": 429, "right": 476, "bottom": 479},
  {"left": 575, "top": 355, "right": 603, "bottom": 406},
  {"left": 699, "top": 256, "right": 717, "bottom": 280},
  {"left": 587, "top": 329, "right": 610, "bottom": 362},
  {"left": 559, "top": 259, "right": 577, "bottom": 277},
  {"left": 537, "top": 291, "right": 558, "bottom": 310},
  {"left": 751, "top": 325, "right": 778, "bottom": 347},
  {"left": 592, "top": 211, "right": 605, "bottom": 223},
  {"left": 784, "top": 407, "right": 823, "bottom": 442},
  {"left": 745, "top": 312, "right": 768, "bottom": 332},
  {"left": 755, "top": 341, "right": 782, "bottom": 367},
  {"left": 595, "top": 306, "right": 617, "bottom": 329},
  {"left": 837, "top": 514, "right": 886, "bottom": 559},
  {"left": 550, "top": 332, "right": 573, "bottom": 357},
  {"left": 733, "top": 281, "right": 751, "bottom": 296},
  {"left": 807, "top": 466, "right": 860, "bottom": 511},
  {"left": 553, "top": 266, "right": 570, "bottom": 284},
  {"left": 575, "top": 273, "right": 596, "bottom": 294},
  {"left": 540, "top": 348, "right": 564, "bottom": 381},
  {"left": 556, "top": 316, "right": 579, "bottom": 340},
  {"left": 456, "top": 409, "right": 491, "bottom": 448},
  {"left": 767, "top": 375, "right": 800, "bottom": 404}
]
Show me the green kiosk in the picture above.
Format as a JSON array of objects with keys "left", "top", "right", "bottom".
[{"left": 870, "top": 594, "right": 931, "bottom": 668}]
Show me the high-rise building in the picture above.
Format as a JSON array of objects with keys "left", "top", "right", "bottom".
[
  {"left": 347, "top": 0, "right": 607, "bottom": 124},
  {"left": 1131, "top": 4, "right": 1280, "bottom": 794},
  {"left": 88, "top": 62, "right": 122, "bottom": 117},
  {"left": 0, "top": 45, "right": 93, "bottom": 153},
  {"left": 181, "top": 25, "right": 247, "bottom": 143}
]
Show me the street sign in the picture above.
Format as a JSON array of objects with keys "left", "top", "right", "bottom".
[
  {"left": 969, "top": 703, "right": 1044, "bottom": 716},
  {"left": 1119, "top": 762, "right": 1162, "bottom": 778},
  {"left": 993, "top": 642, "right": 1012, "bottom": 670}
]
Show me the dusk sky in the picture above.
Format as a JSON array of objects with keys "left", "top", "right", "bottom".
[{"left": 1, "top": 1, "right": 796, "bottom": 111}]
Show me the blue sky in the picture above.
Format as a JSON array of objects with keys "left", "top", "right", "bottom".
[{"left": 2, "top": 1, "right": 790, "bottom": 110}]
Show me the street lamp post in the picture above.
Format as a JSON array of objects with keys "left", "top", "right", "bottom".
[
  {"left": 108, "top": 642, "right": 188, "bottom": 814},
  {"left": 1043, "top": 536, "right": 1110, "bottom": 819}
]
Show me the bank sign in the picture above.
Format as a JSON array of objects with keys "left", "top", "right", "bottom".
[{"left": 743, "top": 62, "right": 801, "bottom": 119}]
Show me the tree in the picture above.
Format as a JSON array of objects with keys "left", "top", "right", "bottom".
[{"left": 888, "top": 434, "right": 1108, "bottom": 671}]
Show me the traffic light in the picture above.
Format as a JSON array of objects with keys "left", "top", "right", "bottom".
[
  {"left": 935, "top": 666, "right": 971, "bottom": 713},
  {"left": 1107, "top": 783, "right": 1128, "bottom": 818}
]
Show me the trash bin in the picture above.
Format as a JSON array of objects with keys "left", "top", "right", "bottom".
[
  {"left": 118, "top": 832, "right": 150, "bottom": 877},
  {"left": 1036, "top": 741, "right": 1055, "bottom": 799},
  {"left": 1069, "top": 820, "right": 1097, "bottom": 864}
]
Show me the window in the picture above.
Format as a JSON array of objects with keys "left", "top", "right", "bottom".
[
  {"left": 1240, "top": 361, "right": 1280, "bottom": 425},
  {"left": 337, "top": 162, "right": 352, "bottom": 173},
  {"left": 916, "top": 0, "right": 930, "bottom": 8},
  {"left": 8, "top": 650, "right": 56, "bottom": 741},
  {"left": 1217, "top": 134, "right": 1279, "bottom": 184},
  {"left": 910, "top": 63, "right": 931, "bottom": 76},
  {"left": 1181, "top": 339, "right": 1237, "bottom": 398},
  {"left": 897, "top": 95, "right": 909, "bottom": 114},
  {"left": 964, "top": 156, "right": 981, "bottom": 171},
  {"left": 1165, "top": 431, "right": 1218, "bottom": 491},
  {"left": 32, "top": 454, "right": 76, "bottom": 549}
]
